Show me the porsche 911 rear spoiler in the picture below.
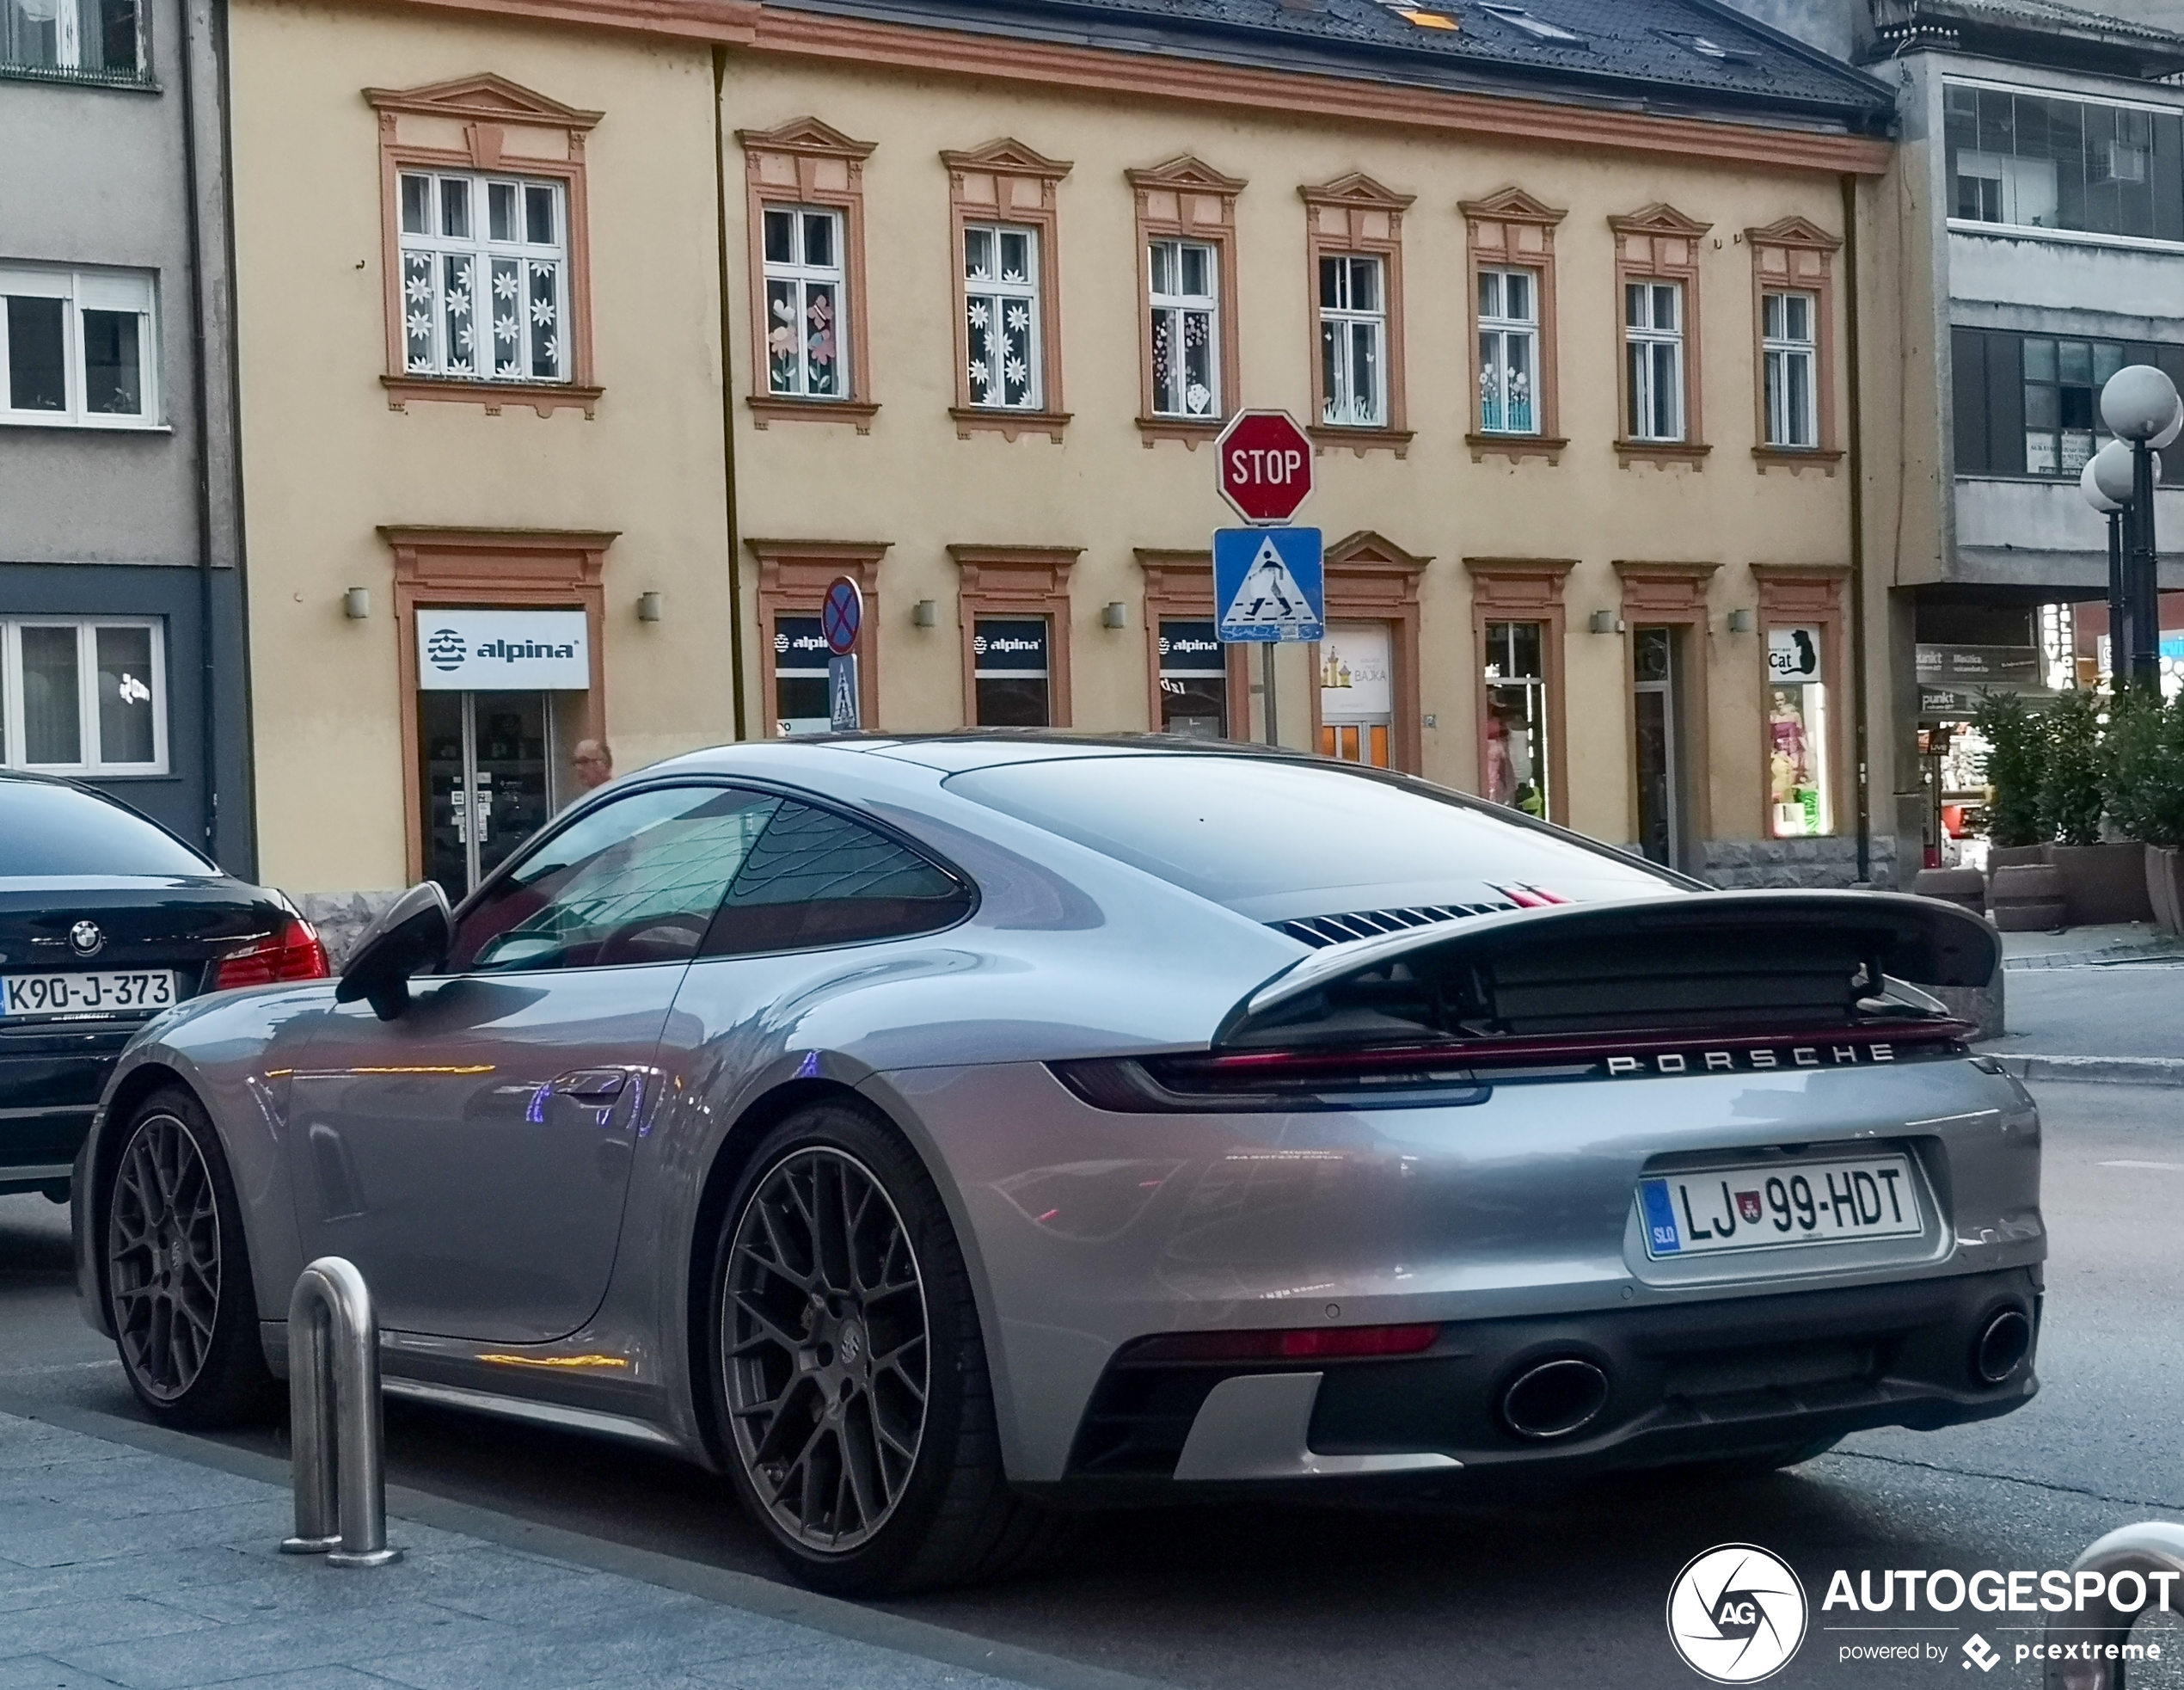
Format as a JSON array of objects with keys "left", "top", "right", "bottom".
[{"left": 1216, "top": 889, "right": 1997, "bottom": 1052}]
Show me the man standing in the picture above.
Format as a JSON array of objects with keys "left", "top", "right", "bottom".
[{"left": 571, "top": 739, "right": 613, "bottom": 794}]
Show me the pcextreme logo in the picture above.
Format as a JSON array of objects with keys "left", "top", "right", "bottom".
[{"left": 1667, "top": 1544, "right": 1809, "bottom": 1683}]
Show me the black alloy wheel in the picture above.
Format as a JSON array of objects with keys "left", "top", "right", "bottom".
[
  {"left": 710, "top": 1102, "right": 1064, "bottom": 1593},
  {"left": 106, "top": 1088, "right": 274, "bottom": 1427},
  {"left": 723, "top": 1144, "right": 930, "bottom": 1552}
]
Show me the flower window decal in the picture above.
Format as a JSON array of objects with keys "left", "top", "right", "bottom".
[
  {"left": 396, "top": 169, "right": 569, "bottom": 385},
  {"left": 762, "top": 206, "right": 850, "bottom": 401},
  {"left": 963, "top": 221, "right": 1040, "bottom": 410}
]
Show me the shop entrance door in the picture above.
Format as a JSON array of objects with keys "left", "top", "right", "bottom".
[
  {"left": 420, "top": 691, "right": 555, "bottom": 900},
  {"left": 1632, "top": 626, "right": 1687, "bottom": 869}
]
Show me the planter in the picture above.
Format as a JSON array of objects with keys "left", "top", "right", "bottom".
[
  {"left": 2049, "top": 842, "right": 2152, "bottom": 926},
  {"left": 1989, "top": 863, "right": 2067, "bottom": 932},
  {"left": 1986, "top": 845, "right": 2049, "bottom": 871},
  {"left": 1910, "top": 868, "right": 1985, "bottom": 918},
  {"left": 2150, "top": 845, "right": 2184, "bottom": 937}
]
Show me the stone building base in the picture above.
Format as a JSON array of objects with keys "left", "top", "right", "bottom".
[
  {"left": 293, "top": 890, "right": 408, "bottom": 969},
  {"left": 1696, "top": 834, "right": 1899, "bottom": 891}
]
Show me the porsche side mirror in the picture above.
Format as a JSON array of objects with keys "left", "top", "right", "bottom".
[{"left": 334, "top": 882, "right": 453, "bottom": 1021}]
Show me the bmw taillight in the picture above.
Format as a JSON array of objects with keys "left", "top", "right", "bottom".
[{"left": 214, "top": 919, "right": 330, "bottom": 990}]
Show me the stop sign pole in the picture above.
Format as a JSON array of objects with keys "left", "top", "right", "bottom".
[{"left": 1215, "top": 411, "right": 1315, "bottom": 745}]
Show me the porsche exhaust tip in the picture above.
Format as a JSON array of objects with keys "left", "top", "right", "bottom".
[
  {"left": 1974, "top": 1308, "right": 2032, "bottom": 1385},
  {"left": 1500, "top": 1357, "right": 1610, "bottom": 1441}
]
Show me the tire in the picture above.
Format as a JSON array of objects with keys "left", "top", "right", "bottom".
[
  {"left": 707, "top": 1100, "right": 1063, "bottom": 1594},
  {"left": 105, "top": 1086, "right": 277, "bottom": 1429}
]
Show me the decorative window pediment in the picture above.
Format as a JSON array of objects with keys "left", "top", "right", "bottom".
[
  {"left": 941, "top": 138, "right": 1073, "bottom": 184},
  {"left": 1126, "top": 155, "right": 1248, "bottom": 196},
  {"left": 1609, "top": 202, "right": 1712, "bottom": 240},
  {"left": 736, "top": 115, "right": 876, "bottom": 163},
  {"left": 1458, "top": 186, "right": 1566, "bottom": 228},
  {"left": 364, "top": 73, "right": 603, "bottom": 133},
  {"left": 1745, "top": 214, "right": 1840, "bottom": 253},
  {"left": 1299, "top": 172, "right": 1415, "bottom": 214}
]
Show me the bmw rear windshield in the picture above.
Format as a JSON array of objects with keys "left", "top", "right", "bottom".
[
  {"left": 944, "top": 754, "right": 1680, "bottom": 918},
  {"left": 0, "top": 781, "right": 218, "bottom": 878}
]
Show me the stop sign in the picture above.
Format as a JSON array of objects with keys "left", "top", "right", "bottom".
[{"left": 1216, "top": 410, "right": 1314, "bottom": 524}]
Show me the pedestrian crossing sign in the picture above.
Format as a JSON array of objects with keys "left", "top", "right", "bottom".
[{"left": 1214, "top": 527, "right": 1325, "bottom": 643}]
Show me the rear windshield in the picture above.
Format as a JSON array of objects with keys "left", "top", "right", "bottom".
[
  {"left": 0, "top": 782, "right": 217, "bottom": 877},
  {"left": 945, "top": 755, "right": 1678, "bottom": 915}
]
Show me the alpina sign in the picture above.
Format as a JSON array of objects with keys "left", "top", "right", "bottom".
[{"left": 414, "top": 609, "right": 590, "bottom": 691}]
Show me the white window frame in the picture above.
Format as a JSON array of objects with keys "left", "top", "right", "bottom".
[
  {"left": 1624, "top": 279, "right": 1684, "bottom": 442},
  {"left": 1147, "top": 237, "right": 1220, "bottom": 420},
  {"left": 1477, "top": 267, "right": 1540, "bottom": 436},
  {"left": 1320, "top": 253, "right": 1387, "bottom": 429},
  {"left": 0, "top": 617, "right": 168, "bottom": 775},
  {"left": 761, "top": 205, "right": 849, "bottom": 402},
  {"left": 2, "top": 0, "right": 145, "bottom": 78},
  {"left": 963, "top": 222, "right": 1043, "bottom": 411},
  {"left": 397, "top": 170, "right": 569, "bottom": 384},
  {"left": 0, "top": 265, "right": 157, "bottom": 430},
  {"left": 1762, "top": 289, "right": 1818, "bottom": 449}
]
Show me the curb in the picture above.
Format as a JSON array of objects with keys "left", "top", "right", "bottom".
[{"left": 1987, "top": 1054, "right": 2184, "bottom": 1087}]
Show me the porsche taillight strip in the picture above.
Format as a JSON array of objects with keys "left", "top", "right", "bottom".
[
  {"left": 1050, "top": 1017, "right": 1974, "bottom": 1113},
  {"left": 1200, "top": 1018, "right": 1974, "bottom": 1079}
]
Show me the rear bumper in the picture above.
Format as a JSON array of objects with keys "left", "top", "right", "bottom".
[
  {"left": 1044, "top": 1264, "right": 2040, "bottom": 1501},
  {"left": 0, "top": 1021, "right": 138, "bottom": 1194}
]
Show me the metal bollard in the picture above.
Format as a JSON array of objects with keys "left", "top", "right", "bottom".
[
  {"left": 279, "top": 1256, "right": 402, "bottom": 1568},
  {"left": 2040, "top": 1521, "right": 2184, "bottom": 1690}
]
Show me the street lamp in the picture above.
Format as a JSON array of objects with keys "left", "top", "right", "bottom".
[
  {"left": 2098, "top": 365, "right": 2181, "bottom": 691},
  {"left": 2087, "top": 442, "right": 2131, "bottom": 689}
]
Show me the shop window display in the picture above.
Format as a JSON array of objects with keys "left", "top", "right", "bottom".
[
  {"left": 1482, "top": 619, "right": 1549, "bottom": 817},
  {"left": 1767, "top": 624, "right": 1830, "bottom": 837}
]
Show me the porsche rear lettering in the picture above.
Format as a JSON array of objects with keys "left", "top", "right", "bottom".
[{"left": 1604, "top": 1043, "right": 1897, "bottom": 1077}]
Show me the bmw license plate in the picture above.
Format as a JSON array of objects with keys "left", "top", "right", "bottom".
[
  {"left": 1, "top": 971, "right": 177, "bottom": 1017},
  {"left": 1639, "top": 1155, "right": 1921, "bottom": 1258}
]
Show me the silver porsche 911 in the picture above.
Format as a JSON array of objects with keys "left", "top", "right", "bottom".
[{"left": 74, "top": 737, "right": 2040, "bottom": 1592}]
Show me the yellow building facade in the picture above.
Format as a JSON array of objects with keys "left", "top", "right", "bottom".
[{"left": 224, "top": 0, "right": 1905, "bottom": 914}]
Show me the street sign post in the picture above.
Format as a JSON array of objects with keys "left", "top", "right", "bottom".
[
  {"left": 1215, "top": 411, "right": 1315, "bottom": 525},
  {"left": 1212, "top": 411, "right": 1317, "bottom": 745},
  {"left": 823, "top": 576, "right": 862, "bottom": 731}
]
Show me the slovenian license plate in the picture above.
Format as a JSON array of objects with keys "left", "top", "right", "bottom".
[
  {"left": 0, "top": 971, "right": 177, "bottom": 1017},
  {"left": 1639, "top": 1154, "right": 1921, "bottom": 1258}
]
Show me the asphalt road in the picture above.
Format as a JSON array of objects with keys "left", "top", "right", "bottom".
[
  {"left": 6, "top": 1079, "right": 2183, "bottom": 1690},
  {"left": 1988, "top": 960, "right": 2184, "bottom": 1060}
]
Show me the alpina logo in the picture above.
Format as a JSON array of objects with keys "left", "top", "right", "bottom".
[{"left": 425, "top": 628, "right": 466, "bottom": 671}]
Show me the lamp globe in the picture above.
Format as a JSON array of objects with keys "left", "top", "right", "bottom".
[{"left": 2101, "top": 364, "right": 2181, "bottom": 441}]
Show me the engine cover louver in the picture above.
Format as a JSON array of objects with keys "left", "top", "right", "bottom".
[{"left": 1272, "top": 902, "right": 1515, "bottom": 949}]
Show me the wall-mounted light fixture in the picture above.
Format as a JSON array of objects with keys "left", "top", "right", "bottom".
[
  {"left": 1101, "top": 602, "right": 1128, "bottom": 630},
  {"left": 1587, "top": 611, "right": 1624, "bottom": 635},
  {"left": 1727, "top": 609, "right": 1757, "bottom": 635},
  {"left": 912, "top": 599, "right": 939, "bottom": 628},
  {"left": 636, "top": 591, "right": 663, "bottom": 623},
  {"left": 342, "top": 588, "right": 371, "bottom": 620}
]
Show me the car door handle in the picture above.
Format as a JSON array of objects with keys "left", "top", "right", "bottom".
[{"left": 549, "top": 1068, "right": 628, "bottom": 1103}]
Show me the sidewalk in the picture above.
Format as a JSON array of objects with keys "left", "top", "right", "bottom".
[
  {"left": 1978, "top": 923, "right": 2184, "bottom": 1087},
  {"left": 0, "top": 1410, "right": 1113, "bottom": 1690}
]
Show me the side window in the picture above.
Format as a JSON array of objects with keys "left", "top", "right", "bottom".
[
  {"left": 704, "top": 801, "right": 972, "bottom": 956},
  {"left": 448, "top": 785, "right": 778, "bottom": 974}
]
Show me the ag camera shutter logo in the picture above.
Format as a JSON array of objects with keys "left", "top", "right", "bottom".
[{"left": 1666, "top": 1543, "right": 1807, "bottom": 1683}]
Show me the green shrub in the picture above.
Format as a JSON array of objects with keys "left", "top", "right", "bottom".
[
  {"left": 2039, "top": 686, "right": 2107, "bottom": 846},
  {"left": 1974, "top": 690, "right": 2046, "bottom": 848},
  {"left": 2106, "top": 688, "right": 2184, "bottom": 848}
]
